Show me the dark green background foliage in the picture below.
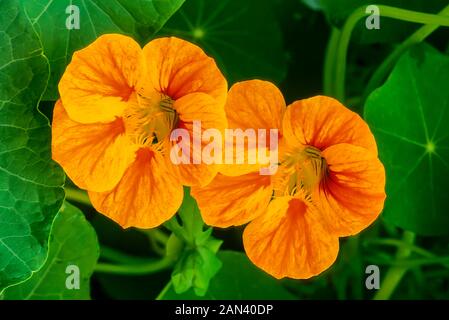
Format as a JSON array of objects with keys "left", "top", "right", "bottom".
[{"left": 0, "top": 0, "right": 448, "bottom": 300}]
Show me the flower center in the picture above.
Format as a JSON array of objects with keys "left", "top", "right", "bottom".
[
  {"left": 273, "top": 145, "right": 328, "bottom": 197},
  {"left": 123, "top": 91, "right": 177, "bottom": 148}
]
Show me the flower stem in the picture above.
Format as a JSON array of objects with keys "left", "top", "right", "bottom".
[
  {"left": 323, "top": 27, "right": 341, "bottom": 96},
  {"left": 363, "top": 4, "right": 449, "bottom": 101},
  {"left": 373, "top": 231, "right": 416, "bottom": 300},
  {"left": 143, "top": 229, "right": 170, "bottom": 245},
  {"left": 156, "top": 280, "right": 173, "bottom": 300},
  {"left": 383, "top": 257, "right": 449, "bottom": 269},
  {"left": 365, "top": 238, "right": 434, "bottom": 258},
  {"left": 65, "top": 187, "right": 91, "bottom": 206},
  {"left": 335, "top": 5, "right": 449, "bottom": 102},
  {"left": 100, "top": 246, "right": 153, "bottom": 264},
  {"left": 140, "top": 229, "right": 170, "bottom": 256},
  {"left": 95, "top": 256, "right": 174, "bottom": 275}
]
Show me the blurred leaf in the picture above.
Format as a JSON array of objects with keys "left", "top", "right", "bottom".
[
  {"left": 159, "top": 0, "right": 287, "bottom": 85},
  {"left": 345, "top": 43, "right": 393, "bottom": 108},
  {"left": 276, "top": 0, "right": 330, "bottom": 100},
  {"left": 163, "top": 251, "right": 296, "bottom": 300},
  {"left": 24, "top": 0, "right": 186, "bottom": 100},
  {"left": 320, "top": 0, "right": 448, "bottom": 44},
  {"left": 3, "top": 202, "right": 99, "bottom": 299},
  {"left": 96, "top": 271, "right": 172, "bottom": 300},
  {"left": 301, "top": 0, "right": 322, "bottom": 11},
  {"left": 330, "top": 238, "right": 363, "bottom": 299},
  {"left": 365, "top": 44, "right": 449, "bottom": 235},
  {"left": 0, "top": 0, "right": 65, "bottom": 293},
  {"left": 89, "top": 210, "right": 153, "bottom": 257}
]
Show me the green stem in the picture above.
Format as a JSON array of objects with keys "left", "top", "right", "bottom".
[
  {"left": 335, "top": 4, "right": 449, "bottom": 102},
  {"left": 363, "top": 4, "right": 449, "bottom": 101},
  {"left": 100, "top": 246, "right": 153, "bottom": 264},
  {"left": 364, "top": 238, "right": 433, "bottom": 258},
  {"left": 138, "top": 229, "right": 171, "bottom": 256},
  {"left": 95, "top": 256, "right": 174, "bottom": 275},
  {"left": 164, "top": 216, "right": 187, "bottom": 241},
  {"left": 145, "top": 229, "right": 170, "bottom": 245},
  {"left": 65, "top": 187, "right": 91, "bottom": 206},
  {"left": 373, "top": 231, "right": 416, "bottom": 300},
  {"left": 366, "top": 239, "right": 449, "bottom": 270},
  {"left": 323, "top": 27, "right": 341, "bottom": 96},
  {"left": 383, "top": 257, "right": 449, "bottom": 269},
  {"left": 156, "top": 280, "right": 173, "bottom": 300}
]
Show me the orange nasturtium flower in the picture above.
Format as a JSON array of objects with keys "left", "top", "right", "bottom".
[
  {"left": 192, "top": 80, "right": 386, "bottom": 279},
  {"left": 52, "top": 34, "right": 227, "bottom": 228}
]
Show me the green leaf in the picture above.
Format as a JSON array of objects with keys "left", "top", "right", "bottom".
[
  {"left": 177, "top": 188, "right": 204, "bottom": 244},
  {"left": 3, "top": 202, "right": 99, "bottom": 299},
  {"left": 24, "top": 0, "right": 186, "bottom": 100},
  {"left": 365, "top": 44, "right": 449, "bottom": 236},
  {"left": 159, "top": 0, "right": 287, "bottom": 85},
  {"left": 166, "top": 188, "right": 223, "bottom": 296},
  {"left": 172, "top": 246, "right": 222, "bottom": 296},
  {"left": 0, "top": 0, "right": 65, "bottom": 293},
  {"left": 320, "top": 0, "right": 448, "bottom": 44},
  {"left": 163, "top": 251, "right": 296, "bottom": 300}
]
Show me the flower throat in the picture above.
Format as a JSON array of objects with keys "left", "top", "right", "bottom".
[
  {"left": 123, "top": 91, "right": 177, "bottom": 147},
  {"left": 275, "top": 145, "right": 328, "bottom": 198}
]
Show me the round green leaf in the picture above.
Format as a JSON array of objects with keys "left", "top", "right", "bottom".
[
  {"left": 0, "top": 0, "right": 65, "bottom": 293},
  {"left": 3, "top": 202, "right": 99, "bottom": 299},
  {"left": 24, "top": 0, "right": 186, "bottom": 100},
  {"left": 365, "top": 44, "right": 449, "bottom": 236},
  {"left": 163, "top": 251, "right": 296, "bottom": 300},
  {"left": 159, "top": 0, "right": 287, "bottom": 85}
]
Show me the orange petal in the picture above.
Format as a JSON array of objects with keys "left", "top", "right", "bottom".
[
  {"left": 52, "top": 100, "right": 137, "bottom": 192},
  {"left": 220, "top": 80, "right": 285, "bottom": 176},
  {"left": 317, "top": 143, "right": 386, "bottom": 237},
  {"left": 191, "top": 173, "right": 272, "bottom": 228},
  {"left": 243, "top": 196, "right": 339, "bottom": 279},
  {"left": 59, "top": 34, "right": 142, "bottom": 124},
  {"left": 170, "top": 93, "right": 227, "bottom": 187},
  {"left": 225, "top": 80, "right": 285, "bottom": 130},
  {"left": 283, "top": 96, "right": 378, "bottom": 154},
  {"left": 89, "top": 148, "right": 183, "bottom": 229},
  {"left": 141, "top": 37, "right": 227, "bottom": 103}
]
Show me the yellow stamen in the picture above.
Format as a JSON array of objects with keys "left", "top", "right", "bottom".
[
  {"left": 123, "top": 91, "right": 177, "bottom": 148},
  {"left": 273, "top": 145, "right": 328, "bottom": 198}
]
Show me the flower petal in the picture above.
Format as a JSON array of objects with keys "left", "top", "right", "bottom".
[
  {"left": 283, "top": 96, "right": 378, "bottom": 154},
  {"left": 89, "top": 148, "right": 183, "bottom": 229},
  {"left": 59, "top": 34, "right": 142, "bottom": 124},
  {"left": 170, "top": 92, "right": 227, "bottom": 187},
  {"left": 191, "top": 173, "right": 272, "bottom": 228},
  {"left": 317, "top": 143, "right": 386, "bottom": 237},
  {"left": 141, "top": 37, "right": 227, "bottom": 103},
  {"left": 225, "top": 80, "right": 285, "bottom": 131},
  {"left": 243, "top": 196, "right": 339, "bottom": 279},
  {"left": 52, "top": 100, "right": 137, "bottom": 192},
  {"left": 220, "top": 80, "right": 285, "bottom": 176}
]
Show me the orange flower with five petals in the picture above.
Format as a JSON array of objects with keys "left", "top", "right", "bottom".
[
  {"left": 192, "top": 80, "right": 386, "bottom": 279},
  {"left": 52, "top": 34, "right": 227, "bottom": 228}
]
